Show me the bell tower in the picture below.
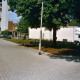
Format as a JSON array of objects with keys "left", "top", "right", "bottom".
[{"left": 1, "top": 0, "right": 8, "bottom": 31}]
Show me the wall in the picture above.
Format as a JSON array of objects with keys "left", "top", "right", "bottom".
[
  {"left": 29, "top": 26, "right": 76, "bottom": 42},
  {"left": 29, "top": 27, "right": 50, "bottom": 40},
  {"left": 57, "top": 27, "right": 74, "bottom": 42}
]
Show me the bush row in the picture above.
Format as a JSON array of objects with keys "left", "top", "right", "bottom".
[
  {"left": 6, "top": 39, "right": 80, "bottom": 49},
  {"left": 6, "top": 39, "right": 39, "bottom": 46}
]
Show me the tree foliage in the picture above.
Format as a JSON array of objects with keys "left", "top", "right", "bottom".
[
  {"left": 68, "top": 0, "right": 80, "bottom": 23},
  {"left": 68, "top": 19, "right": 80, "bottom": 26},
  {"left": 1, "top": 30, "right": 9, "bottom": 35},
  {"left": 17, "top": 18, "right": 29, "bottom": 33},
  {"left": 43, "top": 0, "right": 70, "bottom": 29},
  {"left": 8, "top": 0, "right": 41, "bottom": 28},
  {"left": 8, "top": 0, "right": 80, "bottom": 46}
]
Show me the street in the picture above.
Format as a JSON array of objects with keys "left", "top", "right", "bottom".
[{"left": 0, "top": 39, "right": 80, "bottom": 80}]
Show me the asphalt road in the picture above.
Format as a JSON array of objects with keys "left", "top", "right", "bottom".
[{"left": 0, "top": 39, "right": 80, "bottom": 80}]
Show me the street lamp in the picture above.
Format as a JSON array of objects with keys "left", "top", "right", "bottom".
[{"left": 38, "top": 0, "right": 43, "bottom": 55}]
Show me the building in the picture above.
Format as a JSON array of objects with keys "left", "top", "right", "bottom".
[
  {"left": 8, "top": 21, "right": 18, "bottom": 36},
  {"left": 0, "top": 0, "right": 8, "bottom": 31},
  {"left": 8, "top": 21, "right": 14, "bottom": 35},
  {"left": 29, "top": 26, "right": 80, "bottom": 42}
]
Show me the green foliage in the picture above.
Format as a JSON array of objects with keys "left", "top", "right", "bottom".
[
  {"left": 42, "top": 40, "right": 53, "bottom": 47},
  {"left": 6, "top": 39, "right": 80, "bottom": 49},
  {"left": 43, "top": 0, "right": 71, "bottom": 29},
  {"left": 68, "top": 0, "right": 80, "bottom": 23},
  {"left": 6, "top": 39, "right": 39, "bottom": 46},
  {"left": 68, "top": 19, "right": 80, "bottom": 26},
  {"left": 8, "top": 0, "right": 80, "bottom": 46},
  {"left": 8, "top": 0, "right": 41, "bottom": 28},
  {"left": 8, "top": 0, "right": 80, "bottom": 28},
  {"left": 23, "top": 35, "right": 26, "bottom": 40},
  {"left": 1, "top": 30, "right": 9, "bottom": 35},
  {"left": 8, "top": 0, "right": 71, "bottom": 29},
  {"left": 17, "top": 18, "right": 29, "bottom": 33},
  {"left": 41, "top": 40, "right": 80, "bottom": 49}
]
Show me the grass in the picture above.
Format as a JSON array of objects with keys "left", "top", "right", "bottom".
[
  {"left": 5, "top": 39, "right": 80, "bottom": 56},
  {"left": 6, "top": 39, "right": 39, "bottom": 46}
]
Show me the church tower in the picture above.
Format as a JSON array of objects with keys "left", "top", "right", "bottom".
[{"left": 1, "top": 0, "right": 8, "bottom": 31}]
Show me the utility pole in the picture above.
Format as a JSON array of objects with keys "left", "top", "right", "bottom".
[{"left": 38, "top": 0, "right": 43, "bottom": 55}]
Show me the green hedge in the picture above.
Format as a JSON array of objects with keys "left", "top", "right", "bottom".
[
  {"left": 1, "top": 30, "right": 9, "bottom": 35},
  {"left": 6, "top": 39, "right": 80, "bottom": 49},
  {"left": 6, "top": 39, "right": 39, "bottom": 46}
]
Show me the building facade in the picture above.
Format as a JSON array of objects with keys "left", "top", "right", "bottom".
[
  {"left": 0, "top": 0, "right": 8, "bottom": 31},
  {"left": 8, "top": 21, "right": 18, "bottom": 33},
  {"left": 8, "top": 21, "right": 14, "bottom": 34}
]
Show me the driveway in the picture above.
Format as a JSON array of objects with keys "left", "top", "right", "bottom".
[{"left": 0, "top": 39, "right": 80, "bottom": 80}]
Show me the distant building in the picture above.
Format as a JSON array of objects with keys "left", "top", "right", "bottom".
[
  {"left": 8, "top": 21, "right": 18, "bottom": 36},
  {"left": 0, "top": 0, "right": 8, "bottom": 31},
  {"left": 13, "top": 23, "right": 18, "bottom": 30},
  {"left": 8, "top": 21, "right": 14, "bottom": 34}
]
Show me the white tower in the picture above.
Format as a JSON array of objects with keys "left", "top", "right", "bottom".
[{"left": 1, "top": 0, "right": 8, "bottom": 31}]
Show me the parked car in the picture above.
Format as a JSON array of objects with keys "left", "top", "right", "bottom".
[
  {"left": 0, "top": 35, "right": 3, "bottom": 38},
  {"left": 3, "top": 35, "right": 11, "bottom": 39}
]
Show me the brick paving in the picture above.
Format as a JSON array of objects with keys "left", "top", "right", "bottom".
[{"left": 0, "top": 39, "right": 80, "bottom": 80}]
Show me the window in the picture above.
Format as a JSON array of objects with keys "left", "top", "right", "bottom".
[
  {"left": 78, "top": 35, "right": 80, "bottom": 38},
  {"left": 0, "top": 0, "right": 2, "bottom": 2}
]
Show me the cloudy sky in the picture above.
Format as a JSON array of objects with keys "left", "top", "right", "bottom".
[{"left": 9, "top": 11, "right": 22, "bottom": 23}]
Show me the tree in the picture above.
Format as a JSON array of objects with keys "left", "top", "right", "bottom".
[
  {"left": 43, "top": 0, "right": 70, "bottom": 46},
  {"left": 17, "top": 18, "right": 29, "bottom": 33},
  {"left": 68, "top": 0, "right": 80, "bottom": 23},
  {"left": 8, "top": 0, "right": 80, "bottom": 46},
  {"left": 8, "top": 0, "right": 41, "bottom": 28},
  {"left": 1, "top": 30, "right": 9, "bottom": 35},
  {"left": 17, "top": 18, "right": 29, "bottom": 39},
  {"left": 68, "top": 19, "right": 80, "bottom": 26}
]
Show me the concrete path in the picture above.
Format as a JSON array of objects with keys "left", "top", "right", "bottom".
[{"left": 0, "top": 39, "right": 80, "bottom": 80}]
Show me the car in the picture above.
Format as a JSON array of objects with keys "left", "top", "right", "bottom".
[
  {"left": 3, "top": 35, "right": 11, "bottom": 39},
  {"left": 0, "top": 35, "right": 3, "bottom": 38}
]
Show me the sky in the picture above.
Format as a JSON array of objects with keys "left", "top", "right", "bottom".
[{"left": 8, "top": 11, "right": 22, "bottom": 23}]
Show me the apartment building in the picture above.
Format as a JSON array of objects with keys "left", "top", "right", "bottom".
[{"left": 0, "top": 0, "right": 8, "bottom": 31}]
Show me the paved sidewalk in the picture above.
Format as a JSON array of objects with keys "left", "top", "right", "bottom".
[{"left": 0, "top": 39, "right": 80, "bottom": 80}]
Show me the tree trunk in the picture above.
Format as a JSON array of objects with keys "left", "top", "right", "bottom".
[{"left": 53, "top": 27, "right": 57, "bottom": 47}]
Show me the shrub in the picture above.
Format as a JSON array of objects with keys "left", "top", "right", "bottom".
[
  {"left": 6, "top": 39, "right": 39, "bottom": 46},
  {"left": 1, "top": 30, "right": 9, "bottom": 35}
]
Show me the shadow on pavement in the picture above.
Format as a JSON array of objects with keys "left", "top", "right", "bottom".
[
  {"left": 18, "top": 44, "right": 80, "bottom": 62},
  {"left": 47, "top": 54, "right": 80, "bottom": 62}
]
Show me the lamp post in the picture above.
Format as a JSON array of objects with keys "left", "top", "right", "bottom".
[{"left": 38, "top": 0, "right": 43, "bottom": 55}]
